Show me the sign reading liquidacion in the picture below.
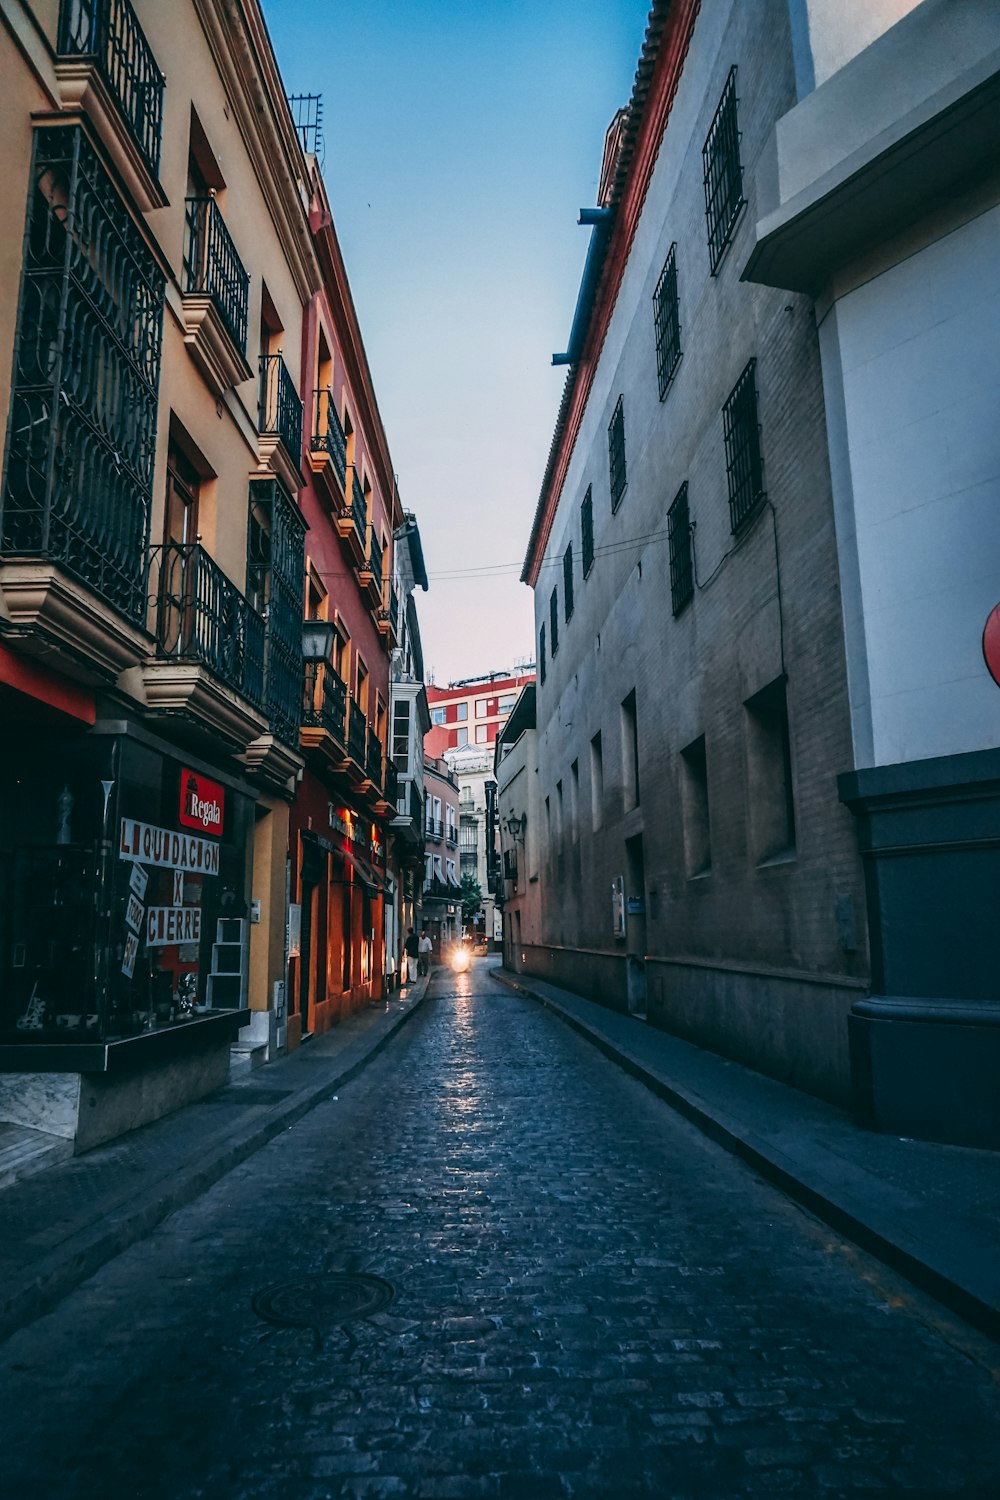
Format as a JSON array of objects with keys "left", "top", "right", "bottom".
[{"left": 119, "top": 819, "right": 221, "bottom": 876}]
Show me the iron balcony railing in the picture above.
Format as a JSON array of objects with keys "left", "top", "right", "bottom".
[
  {"left": 148, "top": 542, "right": 265, "bottom": 708},
  {"left": 384, "top": 757, "right": 398, "bottom": 809},
  {"left": 58, "top": 0, "right": 164, "bottom": 178},
  {"left": 302, "top": 659, "right": 346, "bottom": 743},
  {"left": 347, "top": 696, "right": 367, "bottom": 768},
  {"left": 446, "top": 828, "right": 458, "bottom": 847},
  {"left": 183, "top": 197, "right": 250, "bottom": 354},
  {"left": 367, "top": 526, "right": 383, "bottom": 583},
  {"left": 259, "top": 353, "right": 303, "bottom": 466},
  {"left": 345, "top": 468, "right": 366, "bottom": 549},
  {"left": 425, "top": 819, "right": 444, "bottom": 841},
  {"left": 388, "top": 581, "right": 399, "bottom": 630},
  {"left": 310, "top": 388, "right": 347, "bottom": 487},
  {"left": 366, "top": 727, "right": 383, "bottom": 788}
]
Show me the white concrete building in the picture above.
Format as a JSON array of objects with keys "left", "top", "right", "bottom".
[{"left": 744, "top": 0, "right": 1000, "bottom": 1146}]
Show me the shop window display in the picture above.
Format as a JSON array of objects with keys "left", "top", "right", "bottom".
[{"left": 0, "top": 729, "right": 252, "bottom": 1044}]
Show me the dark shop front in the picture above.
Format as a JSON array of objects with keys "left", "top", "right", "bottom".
[{"left": 0, "top": 722, "right": 254, "bottom": 1148}]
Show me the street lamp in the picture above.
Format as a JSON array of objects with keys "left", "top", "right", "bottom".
[
  {"left": 302, "top": 619, "right": 336, "bottom": 661},
  {"left": 505, "top": 811, "right": 526, "bottom": 842}
]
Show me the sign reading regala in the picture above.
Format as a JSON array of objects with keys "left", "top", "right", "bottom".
[{"left": 180, "top": 768, "right": 225, "bottom": 836}]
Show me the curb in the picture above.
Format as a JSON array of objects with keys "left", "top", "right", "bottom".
[
  {"left": 0, "top": 981, "right": 432, "bottom": 1344},
  {"left": 491, "top": 967, "right": 1000, "bottom": 1343}
]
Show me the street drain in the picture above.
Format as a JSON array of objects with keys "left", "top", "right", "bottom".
[{"left": 252, "top": 1272, "right": 395, "bottom": 1334}]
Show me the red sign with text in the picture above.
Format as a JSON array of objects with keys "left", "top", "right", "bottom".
[{"left": 179, "top": 768, "right": 225, "bottom": 836}]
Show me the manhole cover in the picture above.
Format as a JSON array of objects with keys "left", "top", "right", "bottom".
[{"left": 252, "top": 1273, "right": 394, "bottom": 1332}]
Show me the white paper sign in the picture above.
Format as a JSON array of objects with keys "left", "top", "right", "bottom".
[
  {"left": 129, "top": 863, "right": 148, "bottom": 900},
  {"left": 146, "top": 906, "right": 202, "bottom": 947},
  {"left": 119, "top": 819, "right": 220, "bottom": 876},
  {"left": 125, "top": 893, "right": 144, "bottom": 934},
  {"left": 121, "top": 931, "right": 139, "bottom": 978}
]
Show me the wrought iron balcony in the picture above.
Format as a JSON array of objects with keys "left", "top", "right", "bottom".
[
  {"left": 366, "top": 727, "right": 383, "bottom": 789},
  {"left": 384, "top": 756, "right": 398, "bottom": 809},
  {"left": 367, "top": 527, "right": 383, "bottom": 585},
  {"left": 347, "top": 469, "right": 367, "bottom": 549},
  {"left": 259, "top": 353, "right": 303, "bottom": 467},
  {"left": 58, "top": 0, "right": 164, "bottom": 179},
  {"left": 184, "top": 197, "right": 250, "bottom": 355},
  {"left": 446, "top": 828, "right": 458, "bottom": 847},
  {"left": 0, "top": 125, "right": 163, "bottom": 638},
  {"left": 310, "top": 388, "right": 347, "bottom": 488},
  {"left": 347, "top": 696, "right": 367, "bottom": 769},
  {"left": 302, "top": 659, "right": 346, "bottom": 744},
  {"left": 148, "top": 542, "right": 264, "bottom": 709}
]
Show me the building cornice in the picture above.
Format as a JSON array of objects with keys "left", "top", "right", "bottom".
[
  {"left": 522, "top": 0, "right": 701, "bottom": 587},
  {"left": 192, "top": 0, "right": 321, "bottom": 305}
]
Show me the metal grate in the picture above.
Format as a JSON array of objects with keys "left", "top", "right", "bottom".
[
  {"left": 668, "top": 481, "right": 694, "bottom": 615},
  {"left": 703, "top": 67, "right": 745, "bottom": 274},
  {"left": 549, "top": 586, "right": 559, "bottom": 657},
  {"left": 581, "top": 486, "right": 594, "bottom": 577},
  {"left": 148, "top": 542, "right": 265, "bottom": 708},
  {"left": 345, "top": 468, "right": 367, "bottom": 550},
  {"left": 367, "top": 526, "right": 383, "bottom": 585},
  {"left": 366, "top": 726, "right": 383, "bottom": 788},
  {"left": 654, "top": 242, "right": 682, "bottom": 398},
  {"left": 58, "top": 0, "right": 164, "bottom": 178},
  {"left": 609, "top": 396, "right": 626, "bottom": 511},
  {"left": 563, "top": 543, "right": 574, "bottom": 622},
  {"left": 310, "top": 387, "right": 346, "bottom": 486},
  {"left": 248, "top": 478, "right": 306, "bottom": 746},
  {"left": 286, "top": 94, "right": 324, "bottom": 160},
  {"left": 184, "top": 196, "right": 249, "bottom": 354},
  {"left": 302, "top": 660, "right": 347, "bottom": 743},
  {"left": 723, "top": 359, "right": 765, "bottom": 532},
  {"left": 259, "top": 353, "right": 303, "bottom": 466},
  {"left": 0, "top": 126, "right": 164, "bottom": 625},
  {"left": 347, "top": 696, "right": 367, "bottom": 769}
]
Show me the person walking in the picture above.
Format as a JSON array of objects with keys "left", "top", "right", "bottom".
[
  {"left": 418, "top": 929, "right": 433, "bottom": 976},
  {"left": 402, "top": 927, "right": 419, "bottom": 985}
]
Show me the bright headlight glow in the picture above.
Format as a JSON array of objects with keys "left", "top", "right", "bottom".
[{"left": 451, "top": 950, "right": 470, "bottom": 973}]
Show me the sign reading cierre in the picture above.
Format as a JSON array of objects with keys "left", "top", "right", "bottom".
[
  {"left": 179, "top": 768, "right": 225, "bottom": 835},
  {"left": 146, "top": 905, "right": 202, "bottom": 947},
  {"left": 119, "top": 819, "right": 221, "bottom": 875}
]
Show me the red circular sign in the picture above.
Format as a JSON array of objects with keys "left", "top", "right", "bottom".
[{"left": 983, "top": 602, "right": 1000, "bottom": 688}]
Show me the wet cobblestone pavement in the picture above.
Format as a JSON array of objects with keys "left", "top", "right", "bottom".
[{"left": 2, "top": 965, "right": 999, "bottom": 1498}]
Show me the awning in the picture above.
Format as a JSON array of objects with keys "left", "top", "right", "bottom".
[{"left": 341, "top": 846, "right": 386, "bottom": 895}]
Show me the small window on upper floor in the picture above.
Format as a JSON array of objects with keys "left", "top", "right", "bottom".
[
  {"left": 723, "top": 358, "right": 765, "bottom": 532},
  {"left": 431, "top": 707, "right": 446, "bottom": 726},
  {"left": 549, "top": 586, "right": 559, "bottom": 657},
  {"left": 563, "top": 543, "right": 574, "bottom": 623},
  {"left": 703, "top": 67, "right": 746, "bottom": 274},
  {"left": 475, "top": 699, "right": 488, "bottom": 718},
  {"left": 653, "top": 242, "right": 681, "bottom": 398},
  {"left": 668, "top": 482, "right": 694, "bottom": 615},
  {"left": 539, "top": 623, "right": 546, "bottom": 685},
  {"left": 581, "top": 486, "right": 594, "bottom": 577},
  {"left": 609, "top": 397, "right": 626, "bottom": 511}
]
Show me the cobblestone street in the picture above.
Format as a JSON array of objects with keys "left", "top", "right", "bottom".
[{"left": 2, "top": 965, "right": 998, "bottom": 1499}]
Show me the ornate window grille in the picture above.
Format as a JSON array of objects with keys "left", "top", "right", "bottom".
[
  {"left": 367, "top": 526, "right": 383, "bottom": 584},
  {"left": 563, "top": 543, "right": 574, "bottom": 623},
  {"left": 0, "top": 126, "right": 164, "bottom": 624},
  {"left": 703, "top": 67, "right": 745, "bottom": 274},
  {"left": 539, "top": 623, "right": 546, "bottom": 685},
  {"left": 58, "top": 0, "right": 164, "bottom": 178},
  {"left": 581, "top": 485, "right": 594, "bottom": 577},
  {"left": 609, "top": 396, "right": 626, "bottom": 511},
  {"left": 248, "top": 478, "right": 306, "bottom": 747},
  {"left": 654, "top": 242, "right": 682, "bottom": 397},
  {"left": 549, "top": 586, "right": 559, "bottom": 657},
  {"left": 258, "top": 352, "right": 303, "bottom": 464},
  {"left": 668, "top": 481, "right": 694, "bottom": 615},
  {"left": 348, "top": 696, "right": 367, "bottom": 768},
  {"left": 724, "top": 359, "right": 765, "bottom": 532},
  {"left": 347, "top": 468, "right": 366, "bottom": 548},
  {"left": 183, "top": 196, "right": 249, "bottom": 354},
  {"left": 302, "top": 659, "right": 346, "bottom": 742}
]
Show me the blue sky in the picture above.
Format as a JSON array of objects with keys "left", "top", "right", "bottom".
[{"left": 263, "top": 0, "right": 649, "bottom": 683}]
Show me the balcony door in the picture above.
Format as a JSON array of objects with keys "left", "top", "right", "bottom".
[{"left": 159, "top": 447, "right": 201, "bottom": 655}]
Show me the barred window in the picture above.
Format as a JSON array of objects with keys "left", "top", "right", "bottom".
[
  {"left": 723, "top": 359, "right": 765, "bottom": 531},
  {"left": 653, "top": 243, "right": 681, "bottom": 398},
  {"left": 539, "top": 623, "right": 546, "bottom": 684},
  {"left": 703, "top": 67, "right": 745, "bottom": 274},
  {"left": 581, "top": 486, "right": 594, "bottom": 576},
  {"left": 563, "top": 543, "right": 574, "bottom": 622},
  {"left": 609, "top": 396, "right": 626, "bottom": 511},
  {"left": 549, "top": 586, "right": 559, "bottom": 656},
  {"left": 668, "top": 482, "right": 694, "bottom": 615}
]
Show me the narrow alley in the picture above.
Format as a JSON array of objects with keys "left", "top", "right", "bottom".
[{"left": 2, "top": 965, "right": 997, "bottom": 1499}]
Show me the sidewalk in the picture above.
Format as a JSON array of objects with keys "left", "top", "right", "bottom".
[
  {"left": 491, "top": 967, "right": 1000, "bottom": 1342},
  {"left": 0, "top": 973, "right": 434, "bottom": 1343}
]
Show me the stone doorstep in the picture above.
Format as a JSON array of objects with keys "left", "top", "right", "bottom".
[{"left": 0, "top": 1122, "right": 73, "bottom": 1192}]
